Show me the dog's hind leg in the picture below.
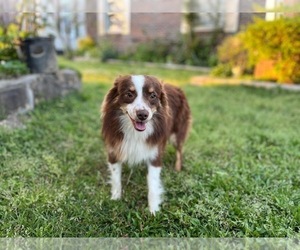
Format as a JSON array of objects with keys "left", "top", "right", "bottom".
[
  {"left": 174, "top": 112, "right": 191, "bottom": 171},
  {"left": 175, "top": 146, "right": 183, "bottom": 172},
  {"left": 170, "top": 133, "right": 183, "bottom": 171}
]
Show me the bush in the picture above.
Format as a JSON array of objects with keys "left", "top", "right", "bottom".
[
  {"left": 217, "top": 34, "right": 251, "bottom": 77},
  {"left": 121, "top": 36, "right": 217, "bottom": 67},
  {"left": 169, "top": 36, "right": 218, "bottom": 66},
  {"left": 0, "top": 24, "right": 20, "bottom": 61},
  {"left": 98, "top": 41, "right": 119, "bottom": 62},
  {"left": 243, "top": 17, "right": 300, "bottom": 83},
  {"left": 76, "top": 36, "right": 96, "bottom": 56},
  {"left": 75, "top": 37, "right": 119, "bottom": 62},
  {"left": 122, "top": 39, "right": 171, "bottom": 63},
  {"left": 210, "top": 64, "right": 232, "bottom": 77},
  {"left": 0, "top": 60, "right": 29, "bottom": 79}
]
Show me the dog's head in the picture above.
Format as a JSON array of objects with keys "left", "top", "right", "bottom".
[{"left": 103, "top": 75, "right": 167, "bottom": 132}]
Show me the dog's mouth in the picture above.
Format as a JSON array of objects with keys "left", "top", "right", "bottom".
[
  {"left": 127, "top": 114, "right": 147, "bottom": 132},
  {"left": 133, "top": 121, "right": 146, "bottom": 131}
]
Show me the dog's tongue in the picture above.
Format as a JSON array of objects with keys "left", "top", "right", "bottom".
[{"left": 134, "top": 121, "right": 146, "bottom": 131}]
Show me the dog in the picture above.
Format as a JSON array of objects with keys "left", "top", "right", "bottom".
[{"left": 101, "top": 75, "right": 191, "bottom": 214}]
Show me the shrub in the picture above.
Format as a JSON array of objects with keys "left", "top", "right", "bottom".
[
  {"left": 75, "top": 37, "right": 119, "bottom": 61},
  {"left": 0, "top": 60, "right": 29, "bottom": 79},
  {"left": 121, "top": 36, "right": 217, "bottom": 67},
  {"left": 216, "top": 34, "right": 251, "bottom": 77},
  {"left": 210, "top": 64, "right": 232, "bottom": 77},
  {"left": 0, "top": 24, "right": 20, "bottom": 61},
  {"left": 76, "top": 36, "right": 96, "bottom": 56},
  {"left": 170, "top": 36, "right": 218, "bottom": 66},
  {"left": 243, "top": 17, "right": 300, "bottom": 83},
  {"left": 0, "top": 23, "right": 30, "bottom": 61},
  {"left": 97, "top": 41, "right": 119, "bottom": 62},
  {"left": 122, "top": 39, "right": 171, "bottom": 63}
]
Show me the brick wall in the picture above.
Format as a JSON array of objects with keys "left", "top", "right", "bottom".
[
  {"left": 99, "top": 12, "right": 182, "bottom": 51},
  {"left": 130, "top": 13, "right": 182, "bottom": 42},
  {"left": 283, "top": 0, "right": 300, "bottom": 6},
  {"left": 130, "top": 0, "right": 182, "bottom": 42},
  {"left": 97, "top": 0, "right": 183, "bottom": 51}
]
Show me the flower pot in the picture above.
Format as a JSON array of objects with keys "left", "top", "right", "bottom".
[{"left": 21, "top": 36, "right": 58, "bottom": 74}]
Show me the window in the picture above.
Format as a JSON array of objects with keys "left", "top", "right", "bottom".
[
  {"left": 99, "top": 0, "right": 130, "bottom": 35},
  {"left": 195, "top": 0, "right": 225, "bottom": 32},
  {"left": 181, "top": 0, "right": 240, "bottom": 33},
  {"left": 265, "top": 0, "right": 284, "bottom": 20}
]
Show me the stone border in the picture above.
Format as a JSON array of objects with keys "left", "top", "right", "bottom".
[
  {"left": 0, "top": 69, "right": 81, "bottom": 126},
  {"left": 242, "top": 81, "right": 300, "bottom": 91},
  {"left": 190, "top": 76, "right": 300, "bottom": 92}
]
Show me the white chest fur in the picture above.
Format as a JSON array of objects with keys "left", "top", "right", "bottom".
[{"left": 119, "top": 115, "right": 158, "bottom": 165}]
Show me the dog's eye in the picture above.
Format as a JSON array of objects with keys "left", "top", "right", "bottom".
[
  {"left": 126, "top": 92, "right": 134, "bottom": 98},
  {"left": 150, "top": 93, "right": 157, "bottom": 99}
]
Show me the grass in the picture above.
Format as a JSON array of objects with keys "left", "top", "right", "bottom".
[{"left": 1, "top": 58, "right": 300, "bottom": 237}]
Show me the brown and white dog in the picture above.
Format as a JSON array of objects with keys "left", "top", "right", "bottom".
[{"left": 101, "top": 75, "right": 191, "bottom": 214}]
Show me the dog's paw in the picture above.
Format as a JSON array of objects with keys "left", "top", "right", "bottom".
[
  {"left": 149, "top": 204, "right": 160, "bottom": 215},
  {"left": 149, "top": 208, "right": 160, "bottom": 216},
  {"left": 111, "top": 190, "right": 122, "bottom": 200}
]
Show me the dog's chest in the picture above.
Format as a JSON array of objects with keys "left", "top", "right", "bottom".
[
  {"left": 120, "top": 136, "right": 158, "bottom": 165},
  {"left": 119, "top": 118, "right": 158, "bottom": 165}
]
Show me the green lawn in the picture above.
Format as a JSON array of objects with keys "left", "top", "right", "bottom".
[{"left": 1, "top": 59, "right": 300, "bottom": 237}]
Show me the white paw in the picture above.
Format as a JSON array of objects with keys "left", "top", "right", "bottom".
[
  {"left": 149, "top": 205, "right": 160, "bottom": 215},
  {"left": 148, "top": 191, "right": 162, "bottom": 215},
  {"left": 111, "top": 189, "right": 121, "bottom": 200}
]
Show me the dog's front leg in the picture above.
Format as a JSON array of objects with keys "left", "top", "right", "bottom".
[
  {"left": 147, "top": 165, "right": 164, "bottom": 215},
  {"left": 108, "top": 162, "right": 122, "bottom": 200}
]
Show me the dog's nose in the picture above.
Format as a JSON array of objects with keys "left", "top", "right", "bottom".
[{"left": 136, "top": 110, "right": 149, "bottom": 121}]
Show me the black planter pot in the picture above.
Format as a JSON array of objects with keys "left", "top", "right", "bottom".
[{"left": 21, "top": 36, "right": 58, "bottom": 74}]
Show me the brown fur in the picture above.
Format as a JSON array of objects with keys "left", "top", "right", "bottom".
[{"left": 101, "top": 75, "right": 191, "bottom": 171}]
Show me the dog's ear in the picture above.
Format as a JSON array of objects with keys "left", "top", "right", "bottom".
[
  {"left": 105, "top": 77, "right": 121, "bottom": 103},
  {"left": 160, "top": 84, "right": 168, "bottom": 108},
  {"left": 146, "top": 75, "right": 168, "bottom": 108}
]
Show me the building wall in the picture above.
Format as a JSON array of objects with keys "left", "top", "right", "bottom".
[
  {"left": 282, "top": 0, "right": 300, "bottom": 17},
  {"left": 127, "top": 0, "right": 183, "bottom": 44},
  {"left": 284, "top": 0, "right": 300, "bottom": 5},
  {"left": 130, "top": 13, "right": 182, "bottom": 42},
  {"left": 94, "top": 0, "right": 272, "bottom": 50},
  {"left": 96, "top": 0, "right": 183, "bottom": 51},
  {"left": 85, "top": 0, "right": 98, "bottom": 42},
  {"left": 0, "top": 0, "right": 18, "bottom": 27},
  {"left": 238, "top": 0, "right": 266, "bottom": 30},
  {"left": 130, "top": 0, "right": 182, "bottom": 13}
]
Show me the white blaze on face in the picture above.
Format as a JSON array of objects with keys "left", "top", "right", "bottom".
[
  {"left": 125, "top": 75, "right": 153, "bottom": 130},
  {"left": 131, "top": 75, "right": 145, "bottom": 112}
]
